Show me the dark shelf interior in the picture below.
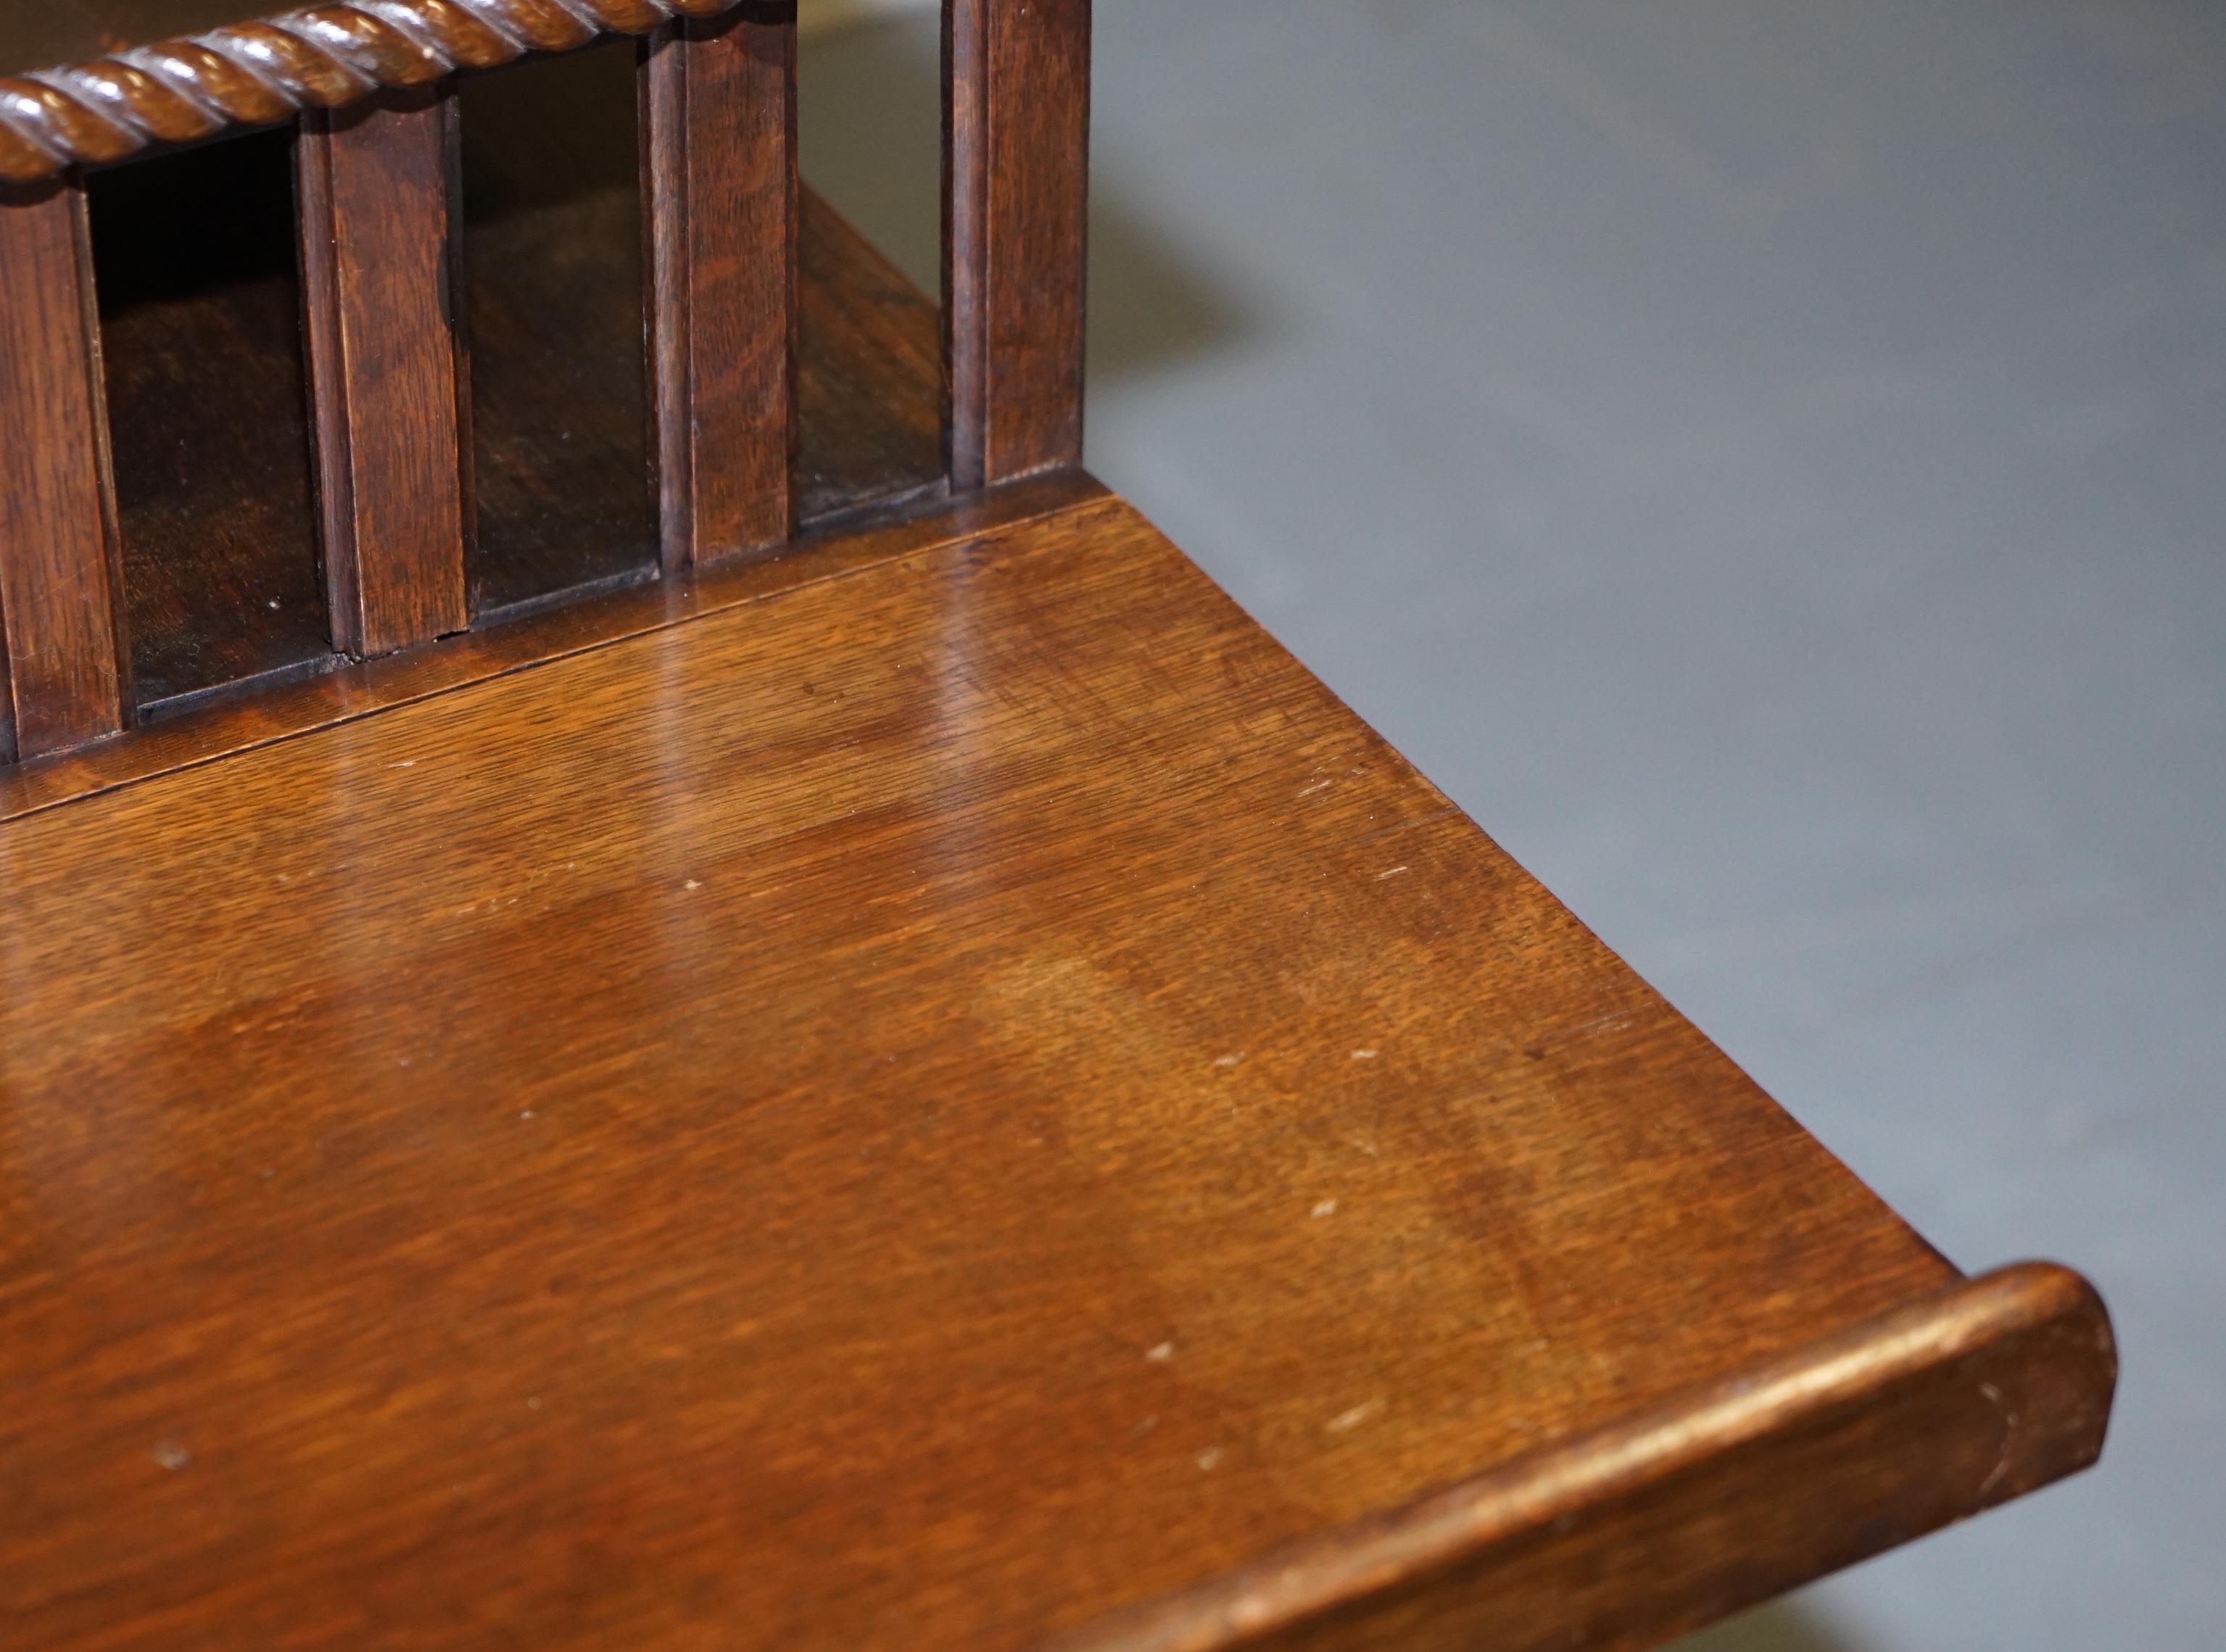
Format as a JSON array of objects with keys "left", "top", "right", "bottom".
[
  {"left": 89, "top": 59, "right": 946, "bottom": 718},
  {"left": 88, "top": 127, "right": 332, "bottom": 711}
]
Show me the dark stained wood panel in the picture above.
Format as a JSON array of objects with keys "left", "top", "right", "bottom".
[
  {"left": 1062, "top": 1263, "right": 2110, "bottom": 1652},
  {"left": 642, "top": 4, "right": 797, "bottom": 570},
  {"left": 86, "top": 128, "right": 332, "bottom": 711},
  {"left": 0, "top": 494, "right": 2111, "bottom": 1651},
  {"left": 946, "top": 0, "right": 1090, "bottom": 487},
  {"left": 458, "top": 43, "right": 658, "bottom": 618},
  {"left": 0, "top": 174, "right": 131, "bottom": 760},
  {"left": 298, "top": 86, "right": 471, "bottom": 657}
]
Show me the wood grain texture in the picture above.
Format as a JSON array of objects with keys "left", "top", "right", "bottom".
[
  {"left": 642, "top": 2, "right": 797, "bottom": 570},
  {"left": 87, "top": 127, "right": 331, "bottom": 712},
  {"left": 1052, "top": 1263, "right": 2114, "bottom": 1652},
  {"left": 0, "top": 493, "right": 2111, "bottom": 1651},
  {"left": 0, "top": 175, "right": 131, "bottom": 761},
  {"left": 299, "top": 86, "right": 471, "bottom": 657},
  {"left": 946, "top": 0, "right": 1090, "bottom": 488}
]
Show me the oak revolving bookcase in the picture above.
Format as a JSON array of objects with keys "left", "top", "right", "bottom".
[{"left": 0, "top": 5, "right": 2114, "bottom": 1651}]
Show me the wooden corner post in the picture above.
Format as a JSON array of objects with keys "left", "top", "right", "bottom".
[
  {"left": 944, "top": 0, "right": 1091, "bottom": 491},
  {"left": 641, "top": 1, "right": 799, "bottom": 573},
  {"left": 0, "top": 175, "right": 133, "bottom": 764},
  {"left": 298, "top": 87, "right": 473, "bottom": 659}
]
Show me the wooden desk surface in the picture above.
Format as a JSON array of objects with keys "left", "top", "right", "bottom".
[{"left": 0, "top": 492, "right": 2111, "bottom": 1650}]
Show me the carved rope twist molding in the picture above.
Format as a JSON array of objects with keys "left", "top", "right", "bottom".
[{"left": 0, "top": 0, "right": 748, "bottom": 183}]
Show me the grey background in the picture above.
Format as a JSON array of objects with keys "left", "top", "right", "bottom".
[{"left": 799, "top": 5, "right": 2225, "bottom": 1647}]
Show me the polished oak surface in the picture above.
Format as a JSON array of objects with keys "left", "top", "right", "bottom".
[{"left": 0, "top": 494, "right": 2111, "bottom": 1650}]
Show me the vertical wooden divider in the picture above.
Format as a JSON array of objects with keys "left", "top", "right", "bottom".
[
  {"left": 641, "top": 1, "right": 798, "bottom": 572},
  {"left": 298, "top": 87, "right": 472, "bottom": 657},
  {"left": 0, "top": 177, "right": 133, "bottom": 763},
  {"left": 944, "top": 0, "right": 1091, "bottom": 491}
]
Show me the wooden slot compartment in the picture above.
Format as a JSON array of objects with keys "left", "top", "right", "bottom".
[
  {"left": 63, "top": 39, "right": 953, "bottom": 729},
  {"left": 795, "top": 180, "right": 946, "bottom": 527},
  {"left": 458, "top": 39, "right": 944, "bottom": 623},
  {"left": 86, "top": 128, "right": 332, "bottom": 714},
  {"left": 458, "top": 43, "right": 658, "bottom": 620}
]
